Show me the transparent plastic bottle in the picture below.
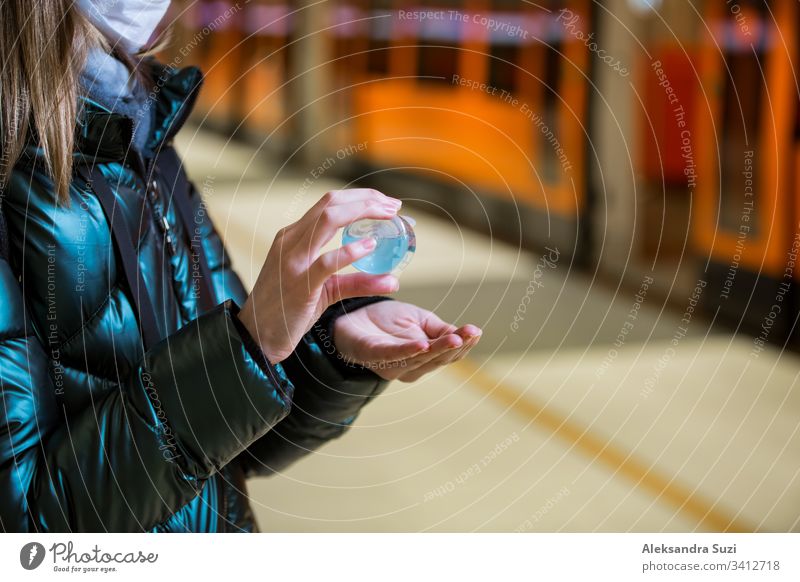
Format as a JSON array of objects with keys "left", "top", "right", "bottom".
[{"left": 342, "top": 215, "right": 416, "bottom": 275}]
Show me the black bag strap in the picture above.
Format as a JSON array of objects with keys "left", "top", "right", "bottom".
[
  {"left": 156, "top": 146, "right": 216, "bottom": 312},
  {"left": 0, "top": 196, "right": 8, "bottom": 262},
  {"left": 77, "top": 165, "right": 162, "bottom": 351}
]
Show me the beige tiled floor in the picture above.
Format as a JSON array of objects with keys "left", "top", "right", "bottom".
[
  {"left": 480, "top": 339, "right": 800, "bottom": 532},
  {"left": 176, "top": 129, "right": 800, "bottom": 532}
]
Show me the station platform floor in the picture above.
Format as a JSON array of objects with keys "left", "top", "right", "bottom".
[{"left": 176, "top": 129, "right": 800, "bottom": 533}]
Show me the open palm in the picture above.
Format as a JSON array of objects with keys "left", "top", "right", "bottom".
[{"left": 333, "top": 300, "right": 482, "bottom": 382}]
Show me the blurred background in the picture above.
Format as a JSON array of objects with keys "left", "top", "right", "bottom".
[{"left": 160, "top": 0, "right": 799, "bottom": 531}]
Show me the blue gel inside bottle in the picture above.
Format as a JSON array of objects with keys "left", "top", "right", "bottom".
[{"left": 342, "top": 215, "right": 416, "bottom": 275}]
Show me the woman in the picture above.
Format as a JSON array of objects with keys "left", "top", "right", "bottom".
[{"left": 0, "top": 0, "right": 481, "bottom": 532}]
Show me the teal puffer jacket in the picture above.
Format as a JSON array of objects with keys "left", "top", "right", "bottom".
[{"left": 0, "top": 61, "right": 387, "bottom": 532}]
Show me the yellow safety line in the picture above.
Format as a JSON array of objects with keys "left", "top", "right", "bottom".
[{"left": 450, "top": 358, "right": 752, "bottom": 532}]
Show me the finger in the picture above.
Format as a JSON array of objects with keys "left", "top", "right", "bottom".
[
  {"left": 278, "top": 189, "right": 401, "bottom": 247},
  {"left": 370, "top": 325, "right": 481, "bottom": 381},
  {"left": 415, "top": 324, "right": 480, "bottom": 362},
  {"left": 447, "top": 327, "right": 481, "bottom": 363},
  {"left": 366, "top": 332, "right": 470, "bottom": 380},
  {"left": 349, "top": 339, "right": 431, "bottom": 365},
  {"left": 394, "top": 332, "right": 463, "bottom": 371},
  {"left": 455, "top": 324, "right": 483, "bottom": 341},
  {"left": 308, "top": 200, "right": 402, "bottom": 253},
  {"left": 279, "top": 190, "right": 401, "bottom": 251},
  {"left": 397, "top": 338, "right": 476, "bottom": 382},
  {"left": 310, "top": 237, "right": 378, "bottom": 283},
  {"left": 323, "top": 272, "right": 399, "bottom": 304},
  {"left": 420, "top": 312, "right": 459, "bottom": 338},
  {"left": 311, "top": 236, "right": 376, "bottom": 280},
  {"left": 298, "top": 190, "right": 401, "bottom": 249},
  {"left": 308, "top": 189, "right": 399, "bottom": 216},
  {"left": 429, "top": 334, "right": 480, "bottom": 367},
  {"left": 430, "top": 331, "right": 464, "bottom": 350}
]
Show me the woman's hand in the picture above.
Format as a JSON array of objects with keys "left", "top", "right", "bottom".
[
  {"left": 333, "top": 301, "right": 482, "bottom": 382},
  {"left": 238, "top": 189, "right": 402, "bottom": 364}
]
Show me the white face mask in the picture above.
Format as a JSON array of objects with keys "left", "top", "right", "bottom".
[{"left": 78, "top": 0, "right": 171, "bottom": 53}]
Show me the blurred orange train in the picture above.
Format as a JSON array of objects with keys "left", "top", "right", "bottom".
[{"left": 165, "top": 0, "right": 800, "bottom": 345}]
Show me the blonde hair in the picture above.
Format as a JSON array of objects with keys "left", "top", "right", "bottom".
[
  {"left": 0, "top": 0, "right": 99, "bottom": 203},
  {"left": 1, "top": 1, "right": 171, "bottom": 204}
]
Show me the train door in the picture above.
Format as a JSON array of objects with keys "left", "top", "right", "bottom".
[
  {"left": 345, "top": 0, "right": 592, "bottom": 257},
  {"left": 694, "top": 0, "right": 797, "bottom": 338},
  {"left": 188, "top": 0, "right": 246, "bottom": 129},
  {"left": 328, "top": 1, "right": 373, "bottom": 149},
  {"left": 236, "top": 1, "right": 292, "bottom": 141},
  {"left": 637, "top": 8, "right": 700, "bottom": 267}
]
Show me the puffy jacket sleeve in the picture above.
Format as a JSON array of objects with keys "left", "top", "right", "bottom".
[
  {"left": 0, "top": 251, "right": 294, "bottom": 532},
  {"left": 177, "top": 155, "right": 395, "bottom": 477},
  {"left": 238, "top": 297, "right": 391, "bottom": 477}
]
